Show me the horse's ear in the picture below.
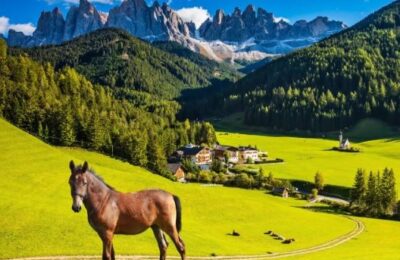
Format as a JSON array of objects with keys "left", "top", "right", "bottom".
[
  {"left": 82, "top": 161, "right": 88, "bottom": 173},
  {"left": 69, "top": 160, "right": 75, "bottom": 171}
]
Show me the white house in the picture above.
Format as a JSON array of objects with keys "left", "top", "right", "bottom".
[{"left": 238, "top": 146, "right": 259, "bottom": 162}]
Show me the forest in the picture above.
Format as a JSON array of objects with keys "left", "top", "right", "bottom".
[
  {"left": 10, "top": 28, "right": 238, "bottom": 100},
  {"left": 214, "top": 1, "right": 400, "bottom": 132},
  {"left": 0, "top": 39, "right": 217, "bottom": 178}
]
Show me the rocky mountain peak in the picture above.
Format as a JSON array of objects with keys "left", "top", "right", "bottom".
[
  {"left": 233, "top": 7, "right": 242, "bottom": 17},
  {"left": 33, "top": 8, "right": 65, "bottom": 45},
  {"left": 63, "top": 0, "right": 103, "bottom": 40},
  {"left": 199, "top": 5, "right": 347, "bottom": 43},
  {"left": 152, "top": 0, "right": 160, "bottom": 8},
  {"left": 214, "top": 9, "right": 225, "bottom": 25},
  {"left": 243, "top": 5, "right": 255, "bottom": 16}
]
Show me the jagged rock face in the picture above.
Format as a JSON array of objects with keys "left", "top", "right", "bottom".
[
  {"left": 106, "top": 0, "right": 190, "bottom": 41},
  {"left": 64, "top": 0, "right": 104, "bottom": 41},
  {"left": 199, "top": 5, "right": 347, "bottom": 42},
  {"left": 33, "top": 8, "right": 65, "bottom": 45},
  {"left": 7, "top": 30, "right": 32, "bottom": 46}
]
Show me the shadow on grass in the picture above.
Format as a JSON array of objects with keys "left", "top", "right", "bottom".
[
  {"left": 295, "top": 205, "right": 350, "bottom": 216},
  {"left": 213, "top": 116, "right": 400, "bottom": 142},
  {"left": 290, "top": 179, "right": 351, "bottom": 200}
]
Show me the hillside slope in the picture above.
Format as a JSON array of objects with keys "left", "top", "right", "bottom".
[
  {"left": 11, "top": 29, "right": 238, "bottom": 99},
  {"left": 219, "top": 0, "right": 400, "bottom": 131},
  {"left": 0, "top": 118, "right": 356, "bottom": 257}
]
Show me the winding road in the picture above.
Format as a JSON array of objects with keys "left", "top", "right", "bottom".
[{"left": 12, "top": 217, "right": 364, "bottom": 260}]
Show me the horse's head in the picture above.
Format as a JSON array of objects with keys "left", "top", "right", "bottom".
[{"left": 68, "top": 160, "right": 89, "bottom": 213}]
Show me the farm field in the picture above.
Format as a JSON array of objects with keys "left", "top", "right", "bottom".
[
  {"left": 217, "top": 126, "right": 400, "bottom": 195},
  {"left": 0, "top": 118, "right": 354, "bottom": 258}
]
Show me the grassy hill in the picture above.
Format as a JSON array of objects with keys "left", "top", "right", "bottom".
[{"left": 0, "top": 118, "right": 358, "bottom": 258}]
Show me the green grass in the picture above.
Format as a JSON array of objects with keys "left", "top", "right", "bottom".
[
  {"left": 296, "top": 217, "right": 400, "bottom": 260},
  {"left": 0, "top": 118, "right": 357, "bottom": 258},
  {"left": 217, "top": 132, "right": 400, "bottom": 195}
]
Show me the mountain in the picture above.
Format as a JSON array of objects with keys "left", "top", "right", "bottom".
[
  {"left": 5, "top": 1, "right": 346, "bottom": 63},
  {"left": 107, "top": 0, "right": 192, "bottom": 41},
  {"left": 6, "top": 0, "right": 192, "bottom": 48},
  {"left": 11, "top": 29, "right": 238, "bottom": 99},
  {"left": 200, "top": 0, "right": 400, "bottom": 131},
  {"left": 63, "top": 0, "right": 104, "bottom": 41},
  {"left": 199, "top": 5, "right": 347, "bottom": 55}
]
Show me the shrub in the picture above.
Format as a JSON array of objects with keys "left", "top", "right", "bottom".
[{"left": 311, "top": 188, "right": 319, "bottom": 199}]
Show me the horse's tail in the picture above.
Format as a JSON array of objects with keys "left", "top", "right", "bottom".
[{"left": 173, "top": 195, "right": 182, "bottom": 232}]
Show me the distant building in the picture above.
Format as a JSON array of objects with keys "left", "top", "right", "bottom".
[
  {"left": 272, "top": 187, "right": 289, "bottom": 198},
  {"left": 213, "top": 145, "right": 239, "bottom": 164},
  {"left": 339, "top": 131, "right": 351, "bottom": 150},
  {"left": 238, "top": 146, "right": 259, "bottom": 163},
  {"left": 167, "top": 163, "right": 186, "bottom": 182},
  {"left": 174, "top": 144, "right": 212, "bottom": 170}
]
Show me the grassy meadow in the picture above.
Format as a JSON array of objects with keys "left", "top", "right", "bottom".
[
  {"left": 1, "top": 117, "right": 400, "bottom": 259},
  {"left": 0, "top": 118, "right": 355, "bottom": 258},
  {"left": 216, "top": 116, "right": 400, "bottom": 195}
]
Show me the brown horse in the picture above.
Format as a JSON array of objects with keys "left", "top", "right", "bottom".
[{"left": 68, "top": 160, "right": 185, "bottom": 260}]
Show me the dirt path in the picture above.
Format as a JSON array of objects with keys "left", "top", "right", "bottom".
[{"left": 11, "top": 217, "right": 364, "bottom": 260}]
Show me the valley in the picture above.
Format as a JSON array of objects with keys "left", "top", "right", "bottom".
[
  {"left": 1, "top": 118, "right": 400, "bottom": 259},
  {"left": 1, "top": 0, "right": 399, "bottom": 259}
]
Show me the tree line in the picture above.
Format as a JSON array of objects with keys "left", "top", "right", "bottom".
[
  {"left": 0, "top": 39, "right": 217, "bottom": 178},
  {"left": 351, "top": 168, "right": 398, "bottom": 217}
]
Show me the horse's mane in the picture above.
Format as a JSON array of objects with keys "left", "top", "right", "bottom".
[{"left": 77, "top": 165, "right": 115, "bottom": 191}]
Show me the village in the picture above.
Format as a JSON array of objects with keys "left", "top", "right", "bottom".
[{"left": 167, "top": 143, "right": 271, "bottom": 182}]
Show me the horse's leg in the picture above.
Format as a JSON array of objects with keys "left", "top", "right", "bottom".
[
  {"left": 100, "top": 231, "right": 114, "bottom": 260},
  {"left": 152, "top": 225, "right": 168, "bottom": 260},
  {"left": 165, "top": 227, "right": 185, "bottom": 260},
  {"left": 111, "top": 244, "right": 115, "bottom": 260}
]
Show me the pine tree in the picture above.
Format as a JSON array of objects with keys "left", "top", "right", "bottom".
[
  {"left": 59, "top": 108, "right": 75, "bottom": 146},
  {"left": 380, "top": 168, "right": 397, "bottom": 215},
  {"left": 146, "top": 131, "right": 167, "bottom": 174},
  {"left": 366, "top": 172, "right": 378, "bottom": 216},
  {"left": 314, "top": 171, "right": 325, "bottom": 191},
  {"left": 0, "top": 39, "right": 6, "bottom": 59},
  {"left": 127, "top": 131, "right": 148, "bottom": 167},
  {"left": 350, "top": 169, "right": 367, "bottom": 208}
]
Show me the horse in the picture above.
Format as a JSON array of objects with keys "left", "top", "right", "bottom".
[{"left": 68, "top": 160, "right": 185, "bottom": 260}]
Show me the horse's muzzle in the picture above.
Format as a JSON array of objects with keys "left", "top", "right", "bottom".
[{"left": 72, "top": 205, "right": 81, "bottom": 213}]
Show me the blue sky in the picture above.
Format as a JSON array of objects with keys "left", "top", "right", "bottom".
[{"left": 0, "top": 0, "right": 394, "bottom": 35}]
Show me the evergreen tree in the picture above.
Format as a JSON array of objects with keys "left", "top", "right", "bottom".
[
  {"left": 350, "top": 169, "right": 367, "bottom": 207},
  {"left": 0, "top": 39, "right": 6, "bottom": 59},
  {"left": 380, "top": 168, "right": 397, "bottom": 215},
  {"left": 366, "top": 172, "right": 378, "bottom": 216},
  {"left": 146, "top": 132, "right": 167, "bottom": 174},
  {"left": 59, "top": 108, "right": 75, "bottom": 146},
  {"left": 314, "top": 171, "right": 325, "bottom": 191}
]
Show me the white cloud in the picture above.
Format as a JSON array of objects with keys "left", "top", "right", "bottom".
[
  {"left": 273, "top": 16, "right": 290, "bottom": 24},
  {"left": 9, "top": 23, "right": 36, "bottom": 36},
  {"left": 0, "top": 17, "right": 9, "bottom": 35},
  {"left": 0, "top": 16, "right": 36, "bottom": 36},
  {"left": 176, "top": 6, "right": 211, "bottom": 29}
]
